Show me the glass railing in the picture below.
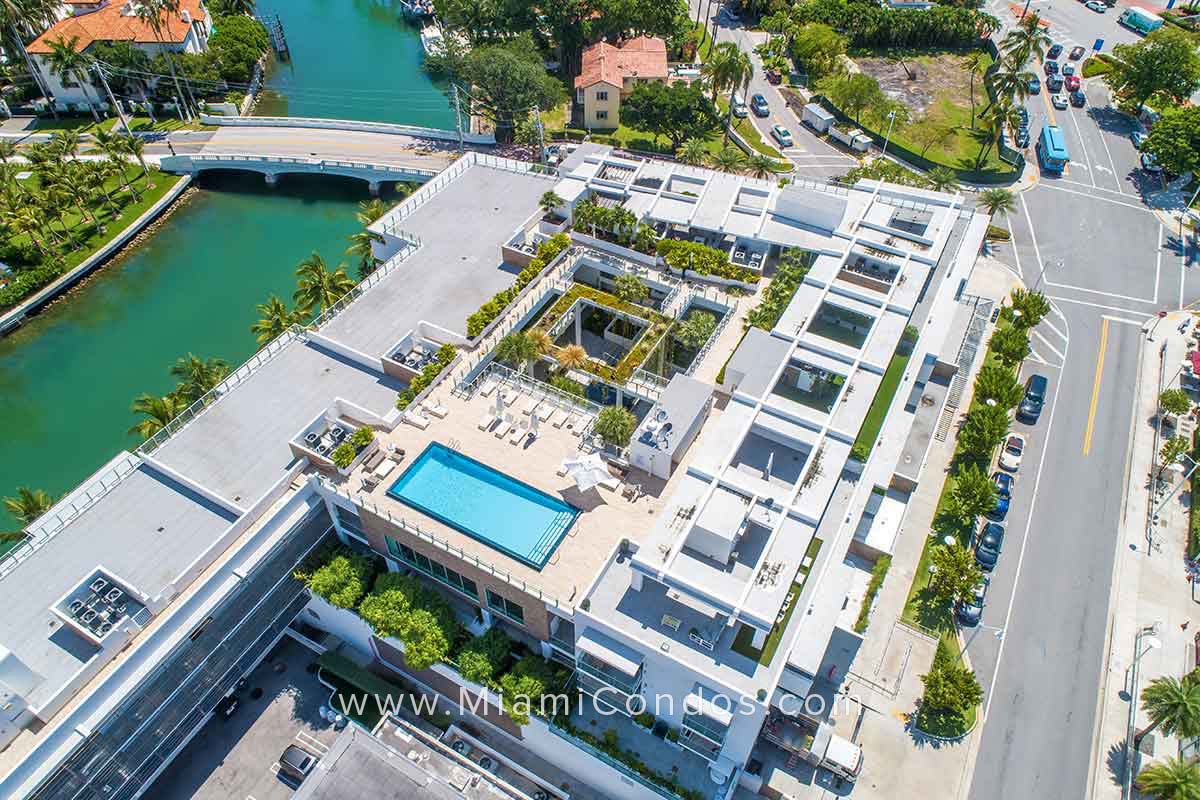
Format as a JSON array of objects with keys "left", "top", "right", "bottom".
[
  {"left": 682, "top": 713, "right": 728, "bottom": 747},
  {"left": 575, "top": 656, "right": 642, "bottom": 695},
  {"left": 548, "top": 722, "right": 685, "bottom": 800}
]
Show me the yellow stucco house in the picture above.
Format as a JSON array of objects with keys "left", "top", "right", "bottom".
[{"left": 574, "top": 36, "right": 669, "bottom": 130}]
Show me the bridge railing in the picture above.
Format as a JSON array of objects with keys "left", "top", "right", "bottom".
[
  {"left": 175, "top": 153, "right": 440, "bottom": 179},
  {"left": 198, "top": 113, "right": 496, "bottom": 145}
]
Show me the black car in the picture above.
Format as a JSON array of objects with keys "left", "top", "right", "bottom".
[
  {"left": 1018, "top": 374, "right": 1048, "bottom": 423},
  {"left": 976, "top": 522, "right": 1005, "bottom": 570},
  {"left": 1070, "top": 90, "right": 1087, "bottom": 107},
  {"left": 1015, "top": 128, "right": 1030, "bottom": 148},
  {"left": 1048, "top": 43, "right": 1064, "bottom": 60},
  {"left": 957, "top": 576, "right": 990, "bottom": 626}
]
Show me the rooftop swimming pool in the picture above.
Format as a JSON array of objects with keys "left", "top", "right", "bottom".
[{"left": 387, "top": 443, "right": 578, "bottom": 569}]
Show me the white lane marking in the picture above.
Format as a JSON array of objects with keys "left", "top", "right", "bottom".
[
  {"left": 1028, "top": 347, "right": 1050, "bottom": 364},
  {"left": 1047, "top": 294, "right": 1154, "bottom": 315},
  {"left": 1156, "top": 223, "right": 1163, "bottom": 306},
  {"left": 1070, "top": 160, "right": 1091, "bottom": 171},
  {"left": 1101, "top": 314, "right": 1147, "bottom": 326},
  {"left": 1182, "top": 232, "right": 1188, "bottom": 310},
  {"left": 296, "top": 730, "right": 329, "bottom": 753},
  {"left": 1092, "top": 114, "right": 1125, "bottom": 195},
  {"left": 983, "top": 311, "right": 1071, "bottom": 718},
  {"left": 1041, "top": 317, "right": 1066, "bottom": 340},
  {"left": 1036, "top": 180, "right": 1155, "bottom": 213},
  {"left": 1033, "top": 329, "right": 1065, "bottom": 360}
]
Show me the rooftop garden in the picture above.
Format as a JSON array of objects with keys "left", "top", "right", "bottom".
[
  {"left": 656, "top": 239, "right": 760, "bottom": 285},
  {"left": 730, "top": 537, "right": 823, "bottom": 665},
  {"left": 466, "top": 233, "right": 571, "bottom": 338},
  {"left": 530, "top": 283, "right": 675, "bottom": 384},
  {"left": 849, "top": 325, "right": 918, "bottom": 461},
  {"left": 297, "top": 544, "right": 569, "bottom": 726}
]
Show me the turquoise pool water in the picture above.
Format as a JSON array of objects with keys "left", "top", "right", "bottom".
[{"left": 388, "top": 443, "right": 577, "bottom": 569}]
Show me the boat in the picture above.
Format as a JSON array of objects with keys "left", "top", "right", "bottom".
[{"left": 419, "top": 22, "right": 445, "bottom": 56}]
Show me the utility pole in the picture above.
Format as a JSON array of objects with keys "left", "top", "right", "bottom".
[
  {"left": 452, "top": 84, "right": 464, "bottom": 153},
  {"left": 93, "top": 64, "right": 131, "bottom": 134}
]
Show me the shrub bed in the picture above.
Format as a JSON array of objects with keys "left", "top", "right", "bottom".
[
  {"left": 1081, "top": 54, "right": 1115, "bottom": 78},
  {"left": 746, "top": 249, "right": 812, "bottom": 330},
  {"left": 656, "top": 238, "right": 760, "bottom": 284},
  {"left": 1191, "top": 431, "right": 1200, "bottom": 560},
  {"left": 466, "top": 234, "right": 570, "bottom": 338},
  {"left": 555, "top": 716, "right": 706, "bottom": 800},
  {"left": 395, "top": 343, "right": 457, "bottom": 410},
  {"left": 854, "top": 553, "right": 892, "bottom": 634}
]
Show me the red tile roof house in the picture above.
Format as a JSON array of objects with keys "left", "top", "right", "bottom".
[
  {"left": 25, "top": 0, "right": 211, "bottom": 111},
  {"left": 573, "top": 36, "right": 669, "bottom": 130}
]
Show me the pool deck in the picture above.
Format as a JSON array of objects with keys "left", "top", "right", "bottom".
[{"left": 340, "top": 383, "right": 693, "bottom": 607}]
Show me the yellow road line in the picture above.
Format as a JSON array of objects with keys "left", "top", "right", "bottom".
[{"left": 1082, "top": 317, "right": 1109, "bottom": 455}]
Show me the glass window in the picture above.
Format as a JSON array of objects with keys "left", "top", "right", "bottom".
[
  {"left": 336, "top": 506, "right": 366, "bottom": 539},
  {"left": 596, "top": 110, "right": 608, "bottom": 120},
  {"left": 596, "top": 91, "right": 608, "bottom": 101},
  {"left": 387, "top": 536, "right": 478, "bottom": 600},
  {"left": 487, "top": 590, "right": 524, "bottom": 624}
]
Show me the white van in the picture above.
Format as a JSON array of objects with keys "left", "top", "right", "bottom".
[{"left": 731, "top": 92, "right": 748, "bottom": 118}]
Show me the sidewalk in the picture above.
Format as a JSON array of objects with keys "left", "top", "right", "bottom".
[{"left": 1091, "top": 311, "right": 1200, "bottom": 800}]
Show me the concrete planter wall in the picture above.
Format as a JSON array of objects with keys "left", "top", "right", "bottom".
[
  {"left": 569, "top": 231, "right": 658, "bottom": 268},
  {"left": 662, "top": 264, "right": 758, "bottom": 291}
]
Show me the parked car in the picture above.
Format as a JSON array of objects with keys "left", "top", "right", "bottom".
[
  {"left": 993, "top": 470, "right": 1014, "bottom": 500},
  {"left": 751, "top": 94, "right": 770, "bottom": 117},
  {"left": 1047, "top": 74, "right": 1064, "bottom": 92},
  {"left": 1048, "top": 43, "right": 1064, "bottom": 60},
  {"left": 1062, "top": 62, "right": 1076, "bottom": 77},
  {"left": 278, "top": 745, "right": 317, "bottom": 782},
  {"left": 999, "top": 434, "right": 1026, "bottom": 472},
  {"left": 1015, "top": 127, "right": 1030, "bottom": 148},
  {"left": 1065, "top": 75, "right": 1081, "bottom": 92},
  {"left": 1051, "top": 93, "right": 1069, "bottom": 109},
  {"left": 957, "top": 576, "right": 990, "bottom": 626},
  {"left": 731, "top": 92, "right": 748, "bottom": 118},
  {"left": 976, "top": 522, "right": 1006, "bottom": 571},
  {"left": 1141, "top": 152, "right": 1163, "bottom": 174},
  {"left": 1018, "top": 374, "right": 1048, "bottom": 423},
  {"left": 771, "top": 124, "right": 793, "bottom": 147},
  {"left": 1028, "top": 75, "right": 1041, "bottom": 94},
  {"left": 1086, "top": 0, "right": 1107, "bottom": 11},
  {"left": 216, "top": 694, "right": 239, "bottom": 719},
  {"left": 1070, "top": 45, "right": 1086, "bottom": 60},
  {"left": 1045, "top": 60, "right": 1059, "bottom": 75},
  {"left": 1070, "top": 90, "right": 1087, "bottom": 107},
  {"left": 1131, "top": 130, "right": 1148, "bottom": 149},
  {"left": 988, "top": 490, "right": 1010, "bottom": 521}
]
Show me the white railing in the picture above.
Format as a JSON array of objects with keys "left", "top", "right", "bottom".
[
  {"left": 172, "top": 153, "right": 440, "bottom": 179},
  {"left": 456, "top": 361, "right": 600, "bottom": 418},
  {"left": 321, "top": 478, "right": 575, "bottom": 612},
  {"left": 136, "top": 327, "right": 304, "bottom": 456},
  {"left": 309, "top": 236, "right": 423, "bottom": 331},
  {"left": 197, "top": 113, "right": 496, "bottom": 145},
  {"left": 686, "top": 295, "right": 737, "bottom": 377},
  {"left": 0, "top": 452, "right": 141, "bottom": 580},
  {"left": 374, "top": 154, "right": 475, "bottom": 237}
]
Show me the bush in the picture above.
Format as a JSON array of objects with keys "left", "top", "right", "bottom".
[
  {"left": 550, "top": 374, "right": 586, "bottom": 396},
  {"left": 746, "top": 249, "right": 811, "bottom": 330},
  {"left": 457, "top": 626, "right": 514, "bottom": 685},
  {"left": 299, "top": 547, "right": 375, "bottom": 609},
  {"left": 466, "top": 234, "right": 569, "bottom": 337},
  {"left": 656, "top": 239, "right": 759, "bottom": 284},
  {"left": 854, "top": 554, "right": 891, "bottom": 633},
  {"left": 331, "top": 442, "right": 356, "bottom": 468},
  {"left": 208, "top": 15, "right": 270, "bottom": 84},
  {"left": 594, "top": 405, "right": 636, "bottom": 447},
  {"left": 985, "top": 225, "right": 1011, "bottom": 241},
  {"left": 920, "top": 638, "right": 983, "bottom": 717},
  {"left": 1191, "top": 432, "right": 1200, "bottom": 559},
  {"left": 1081, "top": 54, "right": 1115, "bottom": 78},
  {"left": 349, "top": 426, "right": 375, "bottom": 449},
  {"left": 395, "top": 343, "right": 458, "bottom": 410},
  {"left": 358, "top": 573, "right": 465, "bottom": 670},
  {"left": 496, "top": 656, "right": 568, "bottom": 725}
]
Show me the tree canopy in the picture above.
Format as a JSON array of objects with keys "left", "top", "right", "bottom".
[
  {"left": 621, "top": 81, "right": 721, "bottom": 150},
  {"left": 460, "top": 34, "right": 566, "bottom": 143},
  {"left": 790, "top": 23, "right": 847, "bottom": 79},
  {"left": 1106, "top": 27, "right": 1200, "bottom": 111},
  {"left": 1144, "top": 105, "right": 1200, "bottom": 178}
]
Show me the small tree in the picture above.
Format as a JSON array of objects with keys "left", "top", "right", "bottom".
[
  {"left": 676, "top": 311, "right": 717, "bottom": 350},
  {"left": 495, "top": 331, "right": 539, "bottom": 374},
  {"left": 331, "top": 442, "right": 356, "bottom": 468},
  {"left": 1137, "top": 756, "right": 1200, "bottom": 800},
  {"left": 959, "top": 403, "right": 1010, "bottom": 462},
  {"left": 1160, "top": 388, "right": 1193, "bottom": 418},
  {"left": 595, "top": 405, "right": 636, "bottom": 447},
  {"left": 1008, "top": 288, "right": 1051, "bottom": 329},
  {"left": 496, "top": 656, "right": 565, "bottom": 725},
  {"left": 539, "top": 191, "right": 564, "bottom": 217},
  {"left": 974, "top": 364, "right": 1023, "bottom": 409},
  {"left": 613, "top": 273, "right": 649, "bottom": 305},
  {"left": 1136, "top": 672, "right": 1200, "bottom": 749},
  {"left": 303, "top": 549, "right": 373, "bottom": 609},
  {"left": 989, "top": 325, "right": 1030, "bottom": 368},
  {"left": 928, "top": 543, "right": 984, "bottom": 606},
  {"left": 1159, "top": 436, "right": 1192, "bottom": 480},
  {"left": 920, "top": 640, "right": 984, "bottom": 717},
  {"left": 950, "top": 462, "right": 998, "bottom": 523},
  {"left": 458, "top": 627, "right": 514, "bottom": 685}
]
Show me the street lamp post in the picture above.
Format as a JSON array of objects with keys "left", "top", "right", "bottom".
[
  {"left": 880, "top": 110, "right": 898, "bottom": 160},
  {"left": 1121, "top": 623, "right": 1163, "bottom": 800}
]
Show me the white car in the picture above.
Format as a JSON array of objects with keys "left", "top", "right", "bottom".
[
  {"left": 771, "top": 124, "right": 794, "bottom": 147},
  {"left": 999, "top": 434, "right": 1026, "bottom": 472},
  {"left": 1051, "top": 93, "right": 1069, "bottom": 110},
  {"left": 1085, "top": 0, "right": 1107, "bottom": 11}
]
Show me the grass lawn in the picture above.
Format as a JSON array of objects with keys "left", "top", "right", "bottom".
[
  {"left": 731, "top": 537, "right": 824, "bottom": 665},
  {"left": 5, "top": 166, "right": 184, "bottom": 311},
  {"left": 850, "top": 342, "right": 914, "bottom": 461},
  {"left": 32, "top": 115, "right": 207, "bottom": 134},
  {"left": 851, "top": 49, "right": 1017, "bottom": 178},
  {"left": 715, "top": 97, "right": 785, "bottom": 159}
]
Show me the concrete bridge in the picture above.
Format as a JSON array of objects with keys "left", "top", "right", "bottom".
[{"left": 160, "top": 152, "right": 442, "bottom": 195}]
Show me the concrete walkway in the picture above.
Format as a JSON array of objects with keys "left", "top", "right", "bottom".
[{"left": 1091, "top": 310, "right": 1200, "bottom": 800}]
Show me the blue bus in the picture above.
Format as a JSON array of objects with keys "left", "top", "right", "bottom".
[{"left": 1036, "top": 124, "right": 1069, "bottom": 175}]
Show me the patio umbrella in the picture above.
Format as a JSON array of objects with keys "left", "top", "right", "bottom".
[
  {"left": 494, "top": 388, "right": 505, "bottom": 416},
  {"left": 561, "top": 453, "right": 611, "bottom": 493}
]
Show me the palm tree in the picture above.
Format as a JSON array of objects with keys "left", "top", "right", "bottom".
[
  {"left": 355, "top": 198, "right": 388, "bottom": 227},
  {"left": 710, "top": 146, "right": 746, "bottom": 174},
  {"left": 676, "top": 138, "right": 708, "bottom": 166},
  {"left": 169, "top": 354, "right": 230, "bottom": 403},
  {"left": 92, "top": 129, "right": 140, "bottom": 200},
  {"left": 1136, "top": 674, "right": 1200, "bottom": 750},
  {"left": 3, "top": 487, "right": 53, "bottom": 526},
  {"left": 251, "top": 295, "right": 307, "bottom": 344},
  {"left": 1001, "top": 12, "right": 1051, "bottom": 67},
  {"left": 134, "top": 0, "right": 192, "bottom": 119},
  {"left": 50, "top": 129, "right": 81, "bottom": 159},
  {"left": 745, "top": 153, "right": 780, "bottom": 179},
  {"left": 44, "top": 35, "right": 101, "bottom": 123},
  {"left": 976, "top": 102, "right": 1022, "bottom": 170},
  {"left": 527, "top": 328, "right": 553, "bottom": 356},
  {"left": 979, "top": 187, "right": 1016, "bottom": 219},
  {"left": 985, "top": 59, "right": 1035, "bottom": 111},
  {"left": 712, "top": 43, "right": 753, "bottom": 143},
  {"left": 293, "top": 252, "right": 356, "bottom": 314},
  {"left": 539, "top": 191, "right": 564, "bottom": 217},
  {"left": 495, "top": 331, "right": 539, "bottom": 374},
  {"left": 120, "top": 134, "right": 150, "bottom": 180},
  {"left": 0, "top": 139, "right": 15, "bottom": 164},
  {"left": 0, "top": 0, "right": 63, "bottom": 116},
  {"left": 557, "top": 343, "right": 588, "bottom": 372},
  {"left": 964, "top": 50, "right": 990, "bottom": 127},
  {"left": 345, "top": 230, "right": 383, "bottom": 279},
  {"left": 128, "top": 392, "right": 185, "bottom": 440},
  {"left": 81, "top": 160, "right": 120, "bottom": 218},
  {"left": 928, "top": 167, "right": 960, "bottom": 193},
  {"left": 1136, "top": 756, "right": 1200, "bottom": 800}
]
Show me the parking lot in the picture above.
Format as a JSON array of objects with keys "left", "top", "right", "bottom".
[{"left": 148, "top": 636, "right": 341, "bottom": 800}]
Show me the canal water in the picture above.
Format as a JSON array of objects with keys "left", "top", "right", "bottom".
[
  {"left": 255, "top": 0, "right": 455, "bottom": 128},
  {"left": 0, "top": 2, "right": 451, "bottom": 532}
]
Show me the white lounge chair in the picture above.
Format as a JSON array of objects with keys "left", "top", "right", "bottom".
[
  {"left": 509, "top": 422, "right": 529, "bottom": 445},
  {"left": 502, "top": 389, "right": 518, "bottom": 407},
  {"left": 494, "top": 416, "right": 513, "bottom": 438},
  {"left": 549, "top": 408, "right": 568, "bottom": 428},
  {"left": 478, "top": 411, "right": 499, "bottom": 431},
  {"left": 423, "top": 399, "right": 449, "bottom": 418},
  {"left": 479, "top": 376, "right": 498, "bottom": 397},
  {"left": 536, "top": 404, "right": 554, "bottom": 422},
  {"left": 522, "top": 397, "right": 540, "bottom": 416},
  {"left": 374, "top": 459, "right": 399, "bottom": 479},
  {"left": 405, "top": 412, "right": 431, "bottom": 430}
]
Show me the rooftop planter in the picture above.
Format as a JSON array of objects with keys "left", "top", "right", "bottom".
[
  {"left": 332, "top": 426, "right": 377, "bottom": 471},
  {"left": 656, "top": 239, "right": 760, "bottom": 286}
]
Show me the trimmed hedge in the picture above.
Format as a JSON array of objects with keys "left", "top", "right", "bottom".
[
  {"left": 853, "top": 553, "right": 892, "bottom": 633},
  {"left": 656, "top": 238, "right": 760, "bottom": 284},
  {"left": 1081, "top": 54, "right": 1115, "bottom": 78},
  {"left": 1191, "top": 431, "right": 1200, "bottom": 559},
  {"left": 466, "top": 234, "right": 570, "bottom": 338},
  {"left": 985, "top": 225, "right": 1011, "bottom": 241},
  {"left": 746, "top": 249, "right": 811, "bottom": 330}
]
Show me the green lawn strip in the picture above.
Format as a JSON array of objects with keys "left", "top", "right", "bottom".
[
  {"left": 714, "top": 97, "right": 785, "bottom": 159},
  {"left": 850, "top": 346, "right": 913, "bottom": 461},
  {"left": 33, "top": 115, "right": 205, "bottom": 134},
  {"left": 316, "top": 650, "right": 452, "bottom": 730},
  {"left": 853, "top": 553, "right": 892, "bottom": 634},
  {"left": 731, "top": 537, "right": 823, "bottom": 665}
]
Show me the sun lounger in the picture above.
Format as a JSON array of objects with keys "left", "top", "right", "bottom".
[
  {"left": 536, "top": 404, "right": 554, "bottom": 422},
  {"left": 493, "top": 417, "right": 513, "bottom": 438},
  {"left": 423, "top": 399, "right": 449, "bottom": 418},
  {"left": 479, "top": 377, "right": 498, "bottom": 397},
  {"left": 362, "top": 449, "right": 387, "bottom": 472},
  {"left": 405, "top": 412, "right": 431, "bottom": 430},
  {"left": 374, "top": 459, "right": 399, "bottom": 479},
  {"left": 522, "top": 397, "right": 540, "bottom": 416},
  {"left": 478, "top": 412, "right": 499, "bottom": 431},
  {"left": 549, "top": 408, "right": 568, "bottom": 428},
  {"left": 502, "top": 389, "right": 518, "bottom": 407},
  {"left": 509, "top": 422, "right": 529, "bottom": 445}
]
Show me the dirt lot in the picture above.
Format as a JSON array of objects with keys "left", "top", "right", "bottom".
[{"left": 854, "top": 52, "right": 983, "bottom": 118}]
